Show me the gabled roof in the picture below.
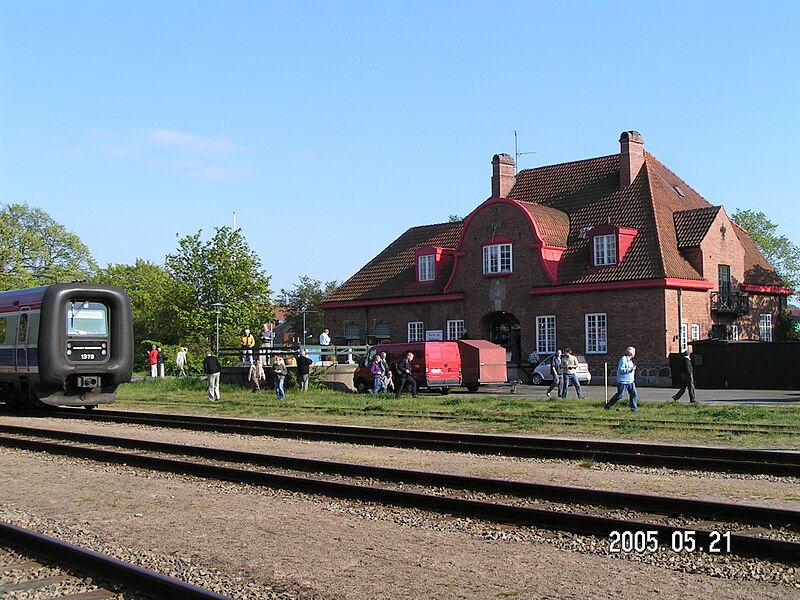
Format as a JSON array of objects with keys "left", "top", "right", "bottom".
[
  {"left": 324, "top": 222, "right": 462, "bottom": 303},
  {"left": 507, "top": 151, "right": 707, "bottom": 284}
]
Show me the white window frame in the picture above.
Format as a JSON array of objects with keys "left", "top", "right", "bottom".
[
  {"left": 482, "top": 243, "right": 512, "bottom": 274},
  {"left": 585, "top": 313, "right": 607, "bottom": 354},
  {"left": 680, "top": 323, "right": 688, "bottom": 352},
  {"left": 759, "top": 313, "right": 773, "bottom": 342},
  {"left": 691, "top": 323, "right": 700, "bottom": 341},
  {"left": 418, "top": 254, "right": 435, "bottom": 282},
  {"left": 535, "top": 315, "right": 556, "bottom": 354},
  {"left": 408, "top": 321, "right": 424, "bottom": 342},
  {"left": 593, "top": 234, "right": 617, "bottom": 266},
  {"left": 731, "top": 324, "right": 739, "bottom": 341},
  {"left": 446, "top": 319, "right": 464, "bottom": 341}
]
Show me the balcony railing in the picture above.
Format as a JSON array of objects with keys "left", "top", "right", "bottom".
[{"left": 710, "top": 291, "right": 749, "bottom": 315}]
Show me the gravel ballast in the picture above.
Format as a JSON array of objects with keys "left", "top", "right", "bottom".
[{"left": 0, "top": 416, "right": 798, "bottom": 599}]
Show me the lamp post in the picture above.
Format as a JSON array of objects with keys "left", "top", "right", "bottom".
[
  {"left": 211, "top": 303, "right": 224, "bottom": 357},
  {"left": 302, "top": 310, "right": 319, "bottom": 346}
]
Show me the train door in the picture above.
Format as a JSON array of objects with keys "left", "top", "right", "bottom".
[{"left": 15, "top": 311, "right": 30, "bottom": 372}]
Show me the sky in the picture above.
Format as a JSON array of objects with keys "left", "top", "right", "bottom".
[{"left": 2, "top": 1, "right": 798, "bottom": 297}]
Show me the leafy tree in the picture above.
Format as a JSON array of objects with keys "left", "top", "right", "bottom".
[
  {"left": 0, "top": 203, "right": 97, "bottom": 290},
  {"left": 165, "top": 227, "right": 273, "bottom": 351},
  {"left": 448, "top": 214, "right": 462, "bottom": 222},
  {"left": 732, "top": 209, "right": 800, "bottom": 291},
  {"left": 278, "top": 276, "right": 339, "bottom": 343},
  {"left": 95, "top": 260, "right": 182, "bottom": 368}
]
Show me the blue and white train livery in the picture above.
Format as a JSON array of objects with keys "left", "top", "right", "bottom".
[{"left": 0, "top": 283, "right": 133, "bottom": 407}]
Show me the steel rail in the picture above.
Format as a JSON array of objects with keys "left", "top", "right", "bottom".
[
  {"left": 0, "top": 520, "right": 232, "bottom": 600},
  {"left": 1, "top": 430, "right": 799, "bottom": 562},
  {"left": 1, "top": 424, "right": 799, "bottom": 528},
  {"left": 37, "top": 409, "right": 800, "bottom": 476}
]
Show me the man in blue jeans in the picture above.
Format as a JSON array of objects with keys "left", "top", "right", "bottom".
[
  {"left": 604, "top": 346, "right": 638, "bottom": 411},
  {"left": 560, "top": 348, "right": 583, "bottom": 399}
]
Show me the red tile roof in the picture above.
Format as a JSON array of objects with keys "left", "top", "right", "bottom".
[{"left": 324, "top": 145, "right": 784, "bottom": 303}]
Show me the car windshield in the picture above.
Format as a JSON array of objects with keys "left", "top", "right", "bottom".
[{"left": 67, "top": 301, "right": 108, "bottom": 336}]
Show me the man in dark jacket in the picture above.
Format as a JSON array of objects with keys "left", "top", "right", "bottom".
[
  {"left": 394, "top": 351, "right": 418, "bottom": 398},
  {"left": 546, "top": 349, "right": 563, "bottom": 398},
  {"left": 203, "top": 351, "right": 222, "bottom": 401},
  {"left": 296, "top": 348, "right": 314, "bottom": 391},
  {"left": 672, "top": 350, "right": 697, "bottom": 403}
]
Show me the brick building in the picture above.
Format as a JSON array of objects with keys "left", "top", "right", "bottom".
[{"left": 319, "top": 131, "right": 793, "bottom": 384}]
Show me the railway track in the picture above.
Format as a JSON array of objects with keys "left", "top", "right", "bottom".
[
  {"left": 28, "top": 408, "right": 800, "bottom": 476},
  {"left": 0, "top": 520, "right": 230, "bottom": 599},
  {"left": 1, "top": 423, "right": 799, "bottom": 563}
]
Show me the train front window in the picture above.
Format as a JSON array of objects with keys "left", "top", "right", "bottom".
[{"left": 67, "top": 301, "right": 108, "bottom": 336}]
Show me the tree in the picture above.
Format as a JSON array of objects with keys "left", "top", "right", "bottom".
[
  {"left": 95, "top": 259, "right": 180, "bottom": 346},
  {"left": 448, "top": 214, "right": 462, "bottom": 222},
  {"left": 278, "top": 276, "right": 339, "bottom": 343},
  {"left": 165, "top": 227, "right": 273, "bottom": 349},
  {"left": 732, "top": 209, "right": 800, "bottom": 292},
  {"left": 0, "top": 203, "right": 97, "bottom": 290}
]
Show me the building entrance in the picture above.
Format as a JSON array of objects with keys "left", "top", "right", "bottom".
[{"left": 483, "top": 311, "right": 521, "bottom": 361}]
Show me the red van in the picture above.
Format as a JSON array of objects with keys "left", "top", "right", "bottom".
[{"left": 353, "top": 342, "right": 461, "bottom": 394}]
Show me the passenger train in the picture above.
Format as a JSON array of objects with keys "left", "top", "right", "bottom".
[{"left": 0, "top": 283, "right": 133, "bottom": 408}]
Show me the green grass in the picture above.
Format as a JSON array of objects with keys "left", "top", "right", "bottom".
[{"left": 113, "top": 378, "right": 800, "bottom": 448}]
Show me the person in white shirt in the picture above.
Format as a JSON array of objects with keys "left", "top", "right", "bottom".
[{"left": 319, "top": 328, "right": 331, "bottom": 346}]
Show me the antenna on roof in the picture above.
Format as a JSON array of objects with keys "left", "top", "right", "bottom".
[{"left": 514, "top": 130, "right": 536, "bottom": 174}]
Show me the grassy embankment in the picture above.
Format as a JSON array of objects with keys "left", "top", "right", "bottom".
[{"left": 114, "top": 377, "right": 800, "bottom": 448}]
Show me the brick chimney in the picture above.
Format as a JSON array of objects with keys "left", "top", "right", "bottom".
[
  {"left": 491, "top": 153, "right": 516, "bottom": 198},
  {"left": 619, "top": 131, "right": 645, "bottom": 188}
]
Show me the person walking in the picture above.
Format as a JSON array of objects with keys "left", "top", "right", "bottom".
[
  {"left": 203, "top": 351, "right": 222, "bottom": 402},
  {"left": 379, "top": 351, "right": 391, "bottom": 392},
  {"left": 395, "top": 352, "right": 418, "bottom": 398},
  {"left": 605, "top": 346, "right": 638, "bottom": 411},
  {"left": 175, "top": 347, "right": 187, "bottom": 378},
  {"left": 272, "top": 355, "right": 287, "bottom": 400},
  {"left": 248, "top": 359, "right": 265, "bottom": 393},
  {"left": 672, "top": 350, "right": 697, "bottom": 403},
  {"left": 546, "top": 349, "right": 563, "bottom": 398},
  {"left": 561, "top": 348, "right": 584, "bottom": 399},
  {"left": 296, "top": 348, "right": 313, "bottom": 391},
  {"left": 147, "top": 344, "right": 159, "bottom": 378}
]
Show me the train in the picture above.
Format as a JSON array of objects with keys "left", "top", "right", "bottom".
[{"left": 0, "top": 283, "right": 134, "bottom": 408}]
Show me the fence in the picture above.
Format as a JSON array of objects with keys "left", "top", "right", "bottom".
[
  {"left": 218, "top": 344, "right": 370, "bottom": 367},
  {"left": 685, "top": 340, "right": 800, "bottom": 389}
]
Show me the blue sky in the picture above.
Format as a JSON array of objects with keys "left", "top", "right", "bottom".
[{"left": 2, "top": 1, "right": 798, "bottom": 296}]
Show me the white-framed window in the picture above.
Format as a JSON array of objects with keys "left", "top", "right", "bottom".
[
  {"left": 585, "top": 313, "right": 607, "bottom": 354},
  {"left": 482, "top": 243, "right": 512, "bottom": 274},
  {"left": 731, "top": 324, "right": 739, "bottom": 341},
  {"left": 680, "top": 323, "right": 688, "bottom": 352},
  {"left": 593, "top": 234, "right": 617, "bottom": 266},
  {"left": 691, "top": 323, "right": 700, "bottom": 341},
  {"left": 446, "top": 319, "right": 464, "bottom": 340},
  {"left": 535, "top": 315, "right": 556, "bottom": 354},
  {"left": 408, "top": 321, "right": 424, "bottom": 342},
  {"left": 418, "top": 254, "right": 435, "bottom": 282},
  {"left": 759, "top": 313, "right": 773, "bottom": 342}
]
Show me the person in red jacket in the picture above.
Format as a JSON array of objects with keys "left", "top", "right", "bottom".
[{"left": 147, "top": 344, "right": 159, "bottom": 378}]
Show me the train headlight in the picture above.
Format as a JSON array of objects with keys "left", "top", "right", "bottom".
[
  {"left": 102, "top": 349, "right": 107, "bottom": 355},
  {"left": 66, "top": 349, "right": 72, "bottom": 356}
]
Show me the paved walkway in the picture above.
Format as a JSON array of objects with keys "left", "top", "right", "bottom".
[{"left": 466, "top": 383, "right": 800, "bottom": 405}]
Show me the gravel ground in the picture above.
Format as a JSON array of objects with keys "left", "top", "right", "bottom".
[{"left": 0, "top": 415, "right": 799, "bottom": 599}]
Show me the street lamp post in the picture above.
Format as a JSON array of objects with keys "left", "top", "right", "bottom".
[
  {"left": 211, "top": 303, "right": 224, "bottom": 357},
  {"left": 302, "top": 310, "right": 319, "bottom": 346}
]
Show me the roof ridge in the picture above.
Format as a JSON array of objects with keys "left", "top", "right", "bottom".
[{"left": 516, "top": 153, "right": 617, "bottom": 176}]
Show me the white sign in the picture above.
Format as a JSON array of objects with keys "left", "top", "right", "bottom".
[{"left": 425, "top": 330, "right": 443, "bottom": 341}]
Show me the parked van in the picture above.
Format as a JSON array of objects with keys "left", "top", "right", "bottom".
[{"left": 353, "top": 342, "right": 461, "bottom": 394}]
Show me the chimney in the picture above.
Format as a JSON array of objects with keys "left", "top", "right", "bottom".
[
  {"left": 619, "top": 131, "right": 645, "bottom": 188},
  {"left": 491, "top": 153, "right": 516, "bottom": 198}
]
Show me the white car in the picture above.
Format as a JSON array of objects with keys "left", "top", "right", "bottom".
[{"left": 530, "top": 354, "right": 592, "bottom": 385}]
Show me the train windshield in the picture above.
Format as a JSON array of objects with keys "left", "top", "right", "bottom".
[{"left": 67, "top": 301, "right": 108, "bottom": 336}]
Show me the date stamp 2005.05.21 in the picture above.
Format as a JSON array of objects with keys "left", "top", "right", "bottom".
[{"left": 609, "top": 530, "right": 732, "bottom": 554}]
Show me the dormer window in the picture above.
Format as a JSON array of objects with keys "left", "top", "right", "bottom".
[
  {"left": 587, "top": 223, "right": 638, "bottom": 268},
  {"left": 418, "top": 254, "right": 435, "bottom": 282},
  {"left": 483, "top": 243, "right": 512, "bottom": 274},
  {"left": 593, "top": 234, "right": 617, "bottom": 266}
]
